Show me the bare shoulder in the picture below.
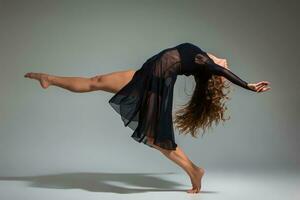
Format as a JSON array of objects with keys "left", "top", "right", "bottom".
[
  {"left": 207, "top": 52, "right": 222, "bottom": 61},
  {"left": 206, "top": 52, "right": 229, "bottom": 70}
]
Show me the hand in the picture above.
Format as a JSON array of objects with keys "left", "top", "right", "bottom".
[{"left": 247, "top": 81, "right": 271, "bottom": 93}]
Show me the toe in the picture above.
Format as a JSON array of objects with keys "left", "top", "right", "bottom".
[{"left": 187, "top": 187, "right": 200, "bottom": 194}]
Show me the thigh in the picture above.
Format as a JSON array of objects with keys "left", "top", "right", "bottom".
[{"left": 93, "top": 69, "right": 136, "bottom": 93}]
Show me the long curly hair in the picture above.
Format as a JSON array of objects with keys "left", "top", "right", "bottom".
[{"left": 173, "top": 66, "right": 232, "bottom": 138}]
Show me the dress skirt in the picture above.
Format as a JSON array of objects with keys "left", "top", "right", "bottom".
[{"left": 108, "top": 46, "right": 182, "bottom": 150}]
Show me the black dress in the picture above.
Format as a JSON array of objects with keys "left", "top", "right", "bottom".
[{"left": 108, "top": 42, "right": 255, "bottom": 150}]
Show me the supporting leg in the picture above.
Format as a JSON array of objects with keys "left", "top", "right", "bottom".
[{"left": 146, "top": 137, "right": 205, "bottom": 193}]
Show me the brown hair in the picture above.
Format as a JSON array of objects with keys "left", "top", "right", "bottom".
[{"left": 173, "top": 64, "right": 232, "bottom": 138}]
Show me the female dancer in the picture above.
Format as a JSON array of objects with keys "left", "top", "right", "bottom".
[{"left": 24, "top": 42, "right": 271, "bottom": 193}]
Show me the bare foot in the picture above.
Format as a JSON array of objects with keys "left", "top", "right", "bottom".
[
  {"left": 24, "top": 72, "right": 51, "bottom": 89},
  {"left": 187, "top": 167, "right": 205, "bottom": 194}
]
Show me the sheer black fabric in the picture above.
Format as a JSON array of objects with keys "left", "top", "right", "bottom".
[
  {"left": 109, "top": 47, "right": 181, "bottom": 150},
  {"left": 108, "top": 42, "right": 254, "bottom": 150}
]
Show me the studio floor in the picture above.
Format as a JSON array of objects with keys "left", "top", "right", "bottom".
[{"left": 0, "top": 169, "right": 299, "bottom": 200}]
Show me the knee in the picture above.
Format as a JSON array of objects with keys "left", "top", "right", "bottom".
[
  {"left": 146, "top": 136, "right": 155, "bottom": 146},
  {"left": 146, "top": 137, "right": 163, "bottom": 151},
  {"left": 89, "top": 75, "right": 103, "bottom": 90}
]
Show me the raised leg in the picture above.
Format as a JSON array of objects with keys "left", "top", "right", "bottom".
[
  {"left": 24, "top": 69, "right": 136, "bottom": 93},
  {"left": 146, "top": 137, "right": 205, "bottom": 194}
]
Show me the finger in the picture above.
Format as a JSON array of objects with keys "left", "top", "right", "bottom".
[
  {"left": 258, "top": 84, "right": 269, "bottom": 92},
  {"left": 256, "top": 83, "right": 263, "bottom": 88},
  {"left": 260, "top": 81, "right": 270, "bottom": 85},
  {"left": 255, "top": 82, "right": 264, "bottom": 88},
  {"left": 257, "top": 84, "right": 266, "bottom": 92},
  {"left": 255, "top": 83, "right": 264, "bottom": 90},
  {"left": 256, "top": 81, "right": 267, "bottom": 87},
  {"left": 256, "top": 87, "right": 263, "bottom": 92},
  {"left": 264, "top": 87, "right": 271, "bottom": 92},
  {"left": 260, "top": 86, "right": 271, "bottom": 92},
  {"left": 258, "top": 81, "right": 269, "bottom": 86},
  {"left": 258, "top": 87, "right": 266, "bottom": 92}
]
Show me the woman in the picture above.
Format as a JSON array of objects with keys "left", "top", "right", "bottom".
[{"left": 24, "top": 42, "right": 271, "bottom": 193}]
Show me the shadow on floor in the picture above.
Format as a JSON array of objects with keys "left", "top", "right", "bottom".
[{"left": 0, "top": 172, "right": 218, "bottom": 194}]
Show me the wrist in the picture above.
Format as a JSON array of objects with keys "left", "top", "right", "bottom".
[{"left": 247, "top": 83, "right": 256, "bottom": 92}]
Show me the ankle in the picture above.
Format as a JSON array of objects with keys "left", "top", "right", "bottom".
[
  {"left": 191, "top": 163, "right": 200, "bottom": 171},
  {"left": 47, "top": 75, "right": 54, "bottom": 85},
  {"left": 191, "top": 165, "right": 204, "bottom": 175},
  {"left": 186, "top": 165, "right": 199, "bottom": 177}
]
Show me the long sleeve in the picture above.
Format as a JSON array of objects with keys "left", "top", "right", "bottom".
[{"left": 195, "top": 53, "right": 255, "bottom": 92}]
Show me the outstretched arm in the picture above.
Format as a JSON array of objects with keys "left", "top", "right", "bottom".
[
  {"left": 195, "top": 53, "right": 271, "bottom": 93},
  {"left": 206, "top": 60, "right": 253, "bottom": 91}
]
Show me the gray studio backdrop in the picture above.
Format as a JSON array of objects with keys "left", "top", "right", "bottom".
[{"left": 0, "top": 0, "right": 299, "bottom": 176}]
